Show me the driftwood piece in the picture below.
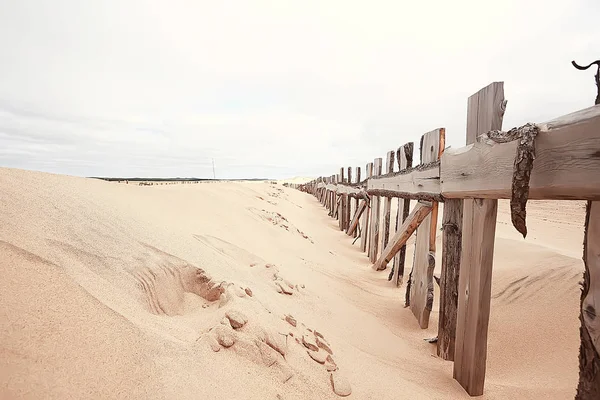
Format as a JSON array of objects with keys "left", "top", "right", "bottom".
[{"left": 482, "top": 123, "right": 539, "bottom": 238}]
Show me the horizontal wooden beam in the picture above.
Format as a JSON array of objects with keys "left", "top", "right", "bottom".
[
  {"left": 306, "top": 105, "right": 600, "bottom": 201},
  {"left": 372, "top": 202, "right": 432, "bottom": 271},
  {"left": 441, "top": 104, "right": 600, "bottom": 200},
  {"left": 366, "top": 163, "right": 441, "bottom": 200}
]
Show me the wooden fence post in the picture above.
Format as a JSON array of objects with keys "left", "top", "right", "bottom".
[
  {"left": 339, "top": 169, "right": 345, "bottom": 229},
  {"left": 354, "top": 166, "right": 361, "bottom": 238},
  {"left": 453, "top": 82, "right": 506, "bottom": 396},
  {"left": 346, "top": 166, "right": 352, "bottom": 231},
  {"left": 391, "top": 142, "right": 414, "bottom": 286},
  {"left": 437, "top": 197, "right": 463, "bottom": 360},
  {"left": 409, "top": 129, "right": 443, "bottom": 328},
  {"left": 361, "top": 163, "right": 373, "bottom": 253},
  {"left": 578, "top": 201, "right": 600, "bottom": 398},
  {"left": 329, "top": 175, "right": 335, "bottom": 217},
  {"left": 381, "top": 150, "right": 395, "bottom": 257},
  {"left": 369, "top": 158, "right": 383, "bottom": 262}
]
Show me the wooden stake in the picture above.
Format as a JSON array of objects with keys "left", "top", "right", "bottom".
[
  {"left": 381, "top": 151, "right": 395, "bottom": 261},
  {"left": 361, "top": 163, "right": 373, "bottom": 253},
  {"left": 454, "top": 82, "right": 506, "bottom": 396},
  {"left": 429, "top": 129, "right": 445, "bottom": 252},
  {"left": 354, "top": 167, "right": 361, "bottom": 238},
  {"left": 410, "top": 128, "right": 443, "bottom": 329},
  {"left": 391, "top": 142, "right": 414, "bottom": 286},
  {"left": 437, "top": 198, "right": 463, "bottom": 361},
  {"left": 346, "top": 166, "right": 352, "bottom": 231},
  {"left": 369, "top": 158, "right": 383, "bottom": 262},
  {"left": 338, "top": 169, "right": 344, "bottom": 229}
]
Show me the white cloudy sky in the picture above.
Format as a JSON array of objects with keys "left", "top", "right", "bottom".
[{"left": 0, "top": 0, "right": 598, "bottom": 179}]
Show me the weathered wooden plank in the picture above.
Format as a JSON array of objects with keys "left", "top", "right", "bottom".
[
  {"left": 442, "top": 104, "right": 600, "bottom": 200},
  {"left": 392, "top": 142, "right": 414, "bottom": 286},
  {"left": 382, "top": 151, "right": 395, "bottom": 254},
  {"left": 454, "top": 81, "right": 506, "bottom": 397},
  {"left": 361, "top": 163, "right": 373, "bottom": 253},
  {"left": 410, "top": 128, "right": 443, "bottom": 328},
  {"left": 367, "top": 163, "right": 440, "bottom": 199},
  {"left": 437, "top": 198, "right": 463, "bottom": 361},
  {"left": 347, "top": 200, "right": 367, "bottom": 236},
  {"left": 577, "top": 201, "right": 600, "bottom": 398},
  {"left": 373, "top": 202, "right": 432, "bottom": 271},
  {"left": 369, "top": 158, "right": 383, "bottom": 262}
]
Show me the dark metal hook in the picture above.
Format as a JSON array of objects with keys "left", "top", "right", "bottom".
[{"left": 572, "top": 59, "right": 600, "bottom": 105}]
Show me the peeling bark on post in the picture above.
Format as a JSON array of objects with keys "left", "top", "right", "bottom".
[{"left": 481, "top": 123, "right": 539, "bottom": 238}]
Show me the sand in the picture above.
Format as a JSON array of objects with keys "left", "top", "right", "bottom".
[{"left": 0, "top": 167, "right": 583, "bottom": 399}]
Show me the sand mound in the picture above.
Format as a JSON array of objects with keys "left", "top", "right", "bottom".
[{"left": 0, "top": 168, "right": 585, "bottom": 399}]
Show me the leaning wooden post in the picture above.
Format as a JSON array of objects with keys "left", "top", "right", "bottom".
[
  {"left": 391, "top": 142, "right": 414, "bottom": 286},
  {"left": 453, "top": 82, "right": 506, "bottom": 396},
  {"left": 409, "top": 128, "right": 443, "bottom": 328},
  {"left": 381, "top": 150, "right": 395, "bottom": 253},
  {"left": 354, "top": 166, "right": 361, "bottom": 238},
  {"left": 361, "top": 163, "right": 373, "bottom": 253},
  {"left": 369, "top": 158, "right": 383, "bottom": 262}
]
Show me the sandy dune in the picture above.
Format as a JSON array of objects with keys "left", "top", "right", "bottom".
[{"left": 0, "top": 168, "right": 583, "bottom": 399}]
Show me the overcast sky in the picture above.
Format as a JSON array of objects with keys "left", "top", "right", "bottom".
[{"left": 0, "top": 0, "right": 598, "bottom": 179}]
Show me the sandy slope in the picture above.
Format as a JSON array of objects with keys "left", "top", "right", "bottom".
[{"left": 0, "top": 168, "right": 584, "bottom": 399}]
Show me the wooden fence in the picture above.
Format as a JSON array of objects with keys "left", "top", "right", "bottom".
[{"left": 287, "top": 82, "right": 600, "bottom": 397}]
